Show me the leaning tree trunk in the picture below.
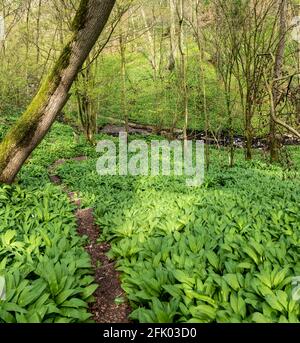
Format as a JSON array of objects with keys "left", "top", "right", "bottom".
[{"left": 0, "top": 0, "right": 116, "bottom": 184}]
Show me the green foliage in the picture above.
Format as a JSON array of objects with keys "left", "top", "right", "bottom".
[
  {"left": 1, "top": 120, "right": 300, "bottom": 323},
  {"left": 0, "top": 122, "right": 98, "bottom": 323},
  {"left": 0, "top": 184, "right": 97, "bottom": 323},
  {"left": 66, "top": 52, "right": 229, "bottom": 133},
  {"left": 56, "top": 136, "right": 300, "bottom": 323}
]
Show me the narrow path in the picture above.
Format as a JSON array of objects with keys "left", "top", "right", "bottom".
[{"left": 48, "top": 157, "right": 131, "bottom": 323}]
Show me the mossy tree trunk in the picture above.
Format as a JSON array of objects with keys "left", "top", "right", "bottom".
[{"left": 0, "top": 0, "right": 116, "bottom": 184}]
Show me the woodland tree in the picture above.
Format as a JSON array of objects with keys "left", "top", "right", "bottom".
[{"left": 0, "top": 0, "right": 116, "bottom": 183}]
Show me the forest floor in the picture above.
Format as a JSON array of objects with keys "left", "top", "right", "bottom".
[
  {"left": 1, "top": 120, "right": 300, "bottom": 323},
  {"left": 49, "top": 157, "right": 131, "bottom": 323}
]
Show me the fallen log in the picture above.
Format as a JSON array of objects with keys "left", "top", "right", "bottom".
[{"left": 98, "top": 115, "right": 183, "bottom": 134}]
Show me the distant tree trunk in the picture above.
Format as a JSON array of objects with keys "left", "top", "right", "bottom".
[
  {"left": 178, "top": 0, "right": 189, "bottom": 147},
  {"left": 187, "top": 0, "right": 210, "bottom": 169},
  {"left": 0, "top": 0, "right": 116, "bottom": 184},
  {"left": 168, "top": 0, "right": 177, "bottom": 72},
  {"left": 119, "top": 32, "right": 128, "bottom": 133},
  {"left": 200, "top": 49, "right": 210, "bottom": 170},
  {"left": 195, "top": 38, "right": 210, "bottom": 169},
  {"left": 25, "top": 0, "right": 32, "bottom": 98},
  {"left": 76, "top": 55, "right": 97, "bottom": 144},
  {"left": 269, "top": 0, "right": 286, "bottom": 162},
  {"left": 245, "top": 100, "right": 253, "bottom": 160},
  {"left": 140, "top": 7, "right": 157, "bottom": 76},
  {"left": 36, "top": 0, "right": 42, "bottom": 64}
]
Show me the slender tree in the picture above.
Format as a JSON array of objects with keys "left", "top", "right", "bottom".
[
  {"left": 177, "top": 0, "right": 189, "bottom": 146},
  {"left": 269, "top": 0, "right": 287, "bottom": 162}
]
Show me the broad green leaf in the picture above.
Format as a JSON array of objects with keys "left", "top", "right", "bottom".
[{"left": 223, "top": 274, "right": 240, "bottom": 291}]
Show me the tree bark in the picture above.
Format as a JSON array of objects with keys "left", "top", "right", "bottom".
[
  {"left": 177, "top": 0, "right": 189, "bottom": 147},
  {"left": 76, "top": 55, "right": 97, "bottom": 144},
  {"left": 265, "top": 74, "right": 300, "bottom": 140},
  {"left": 269, "top": 0, "right": 286, "bottom": 162},
  {"left": 168, "top": 0, "right": 177, "bottom": 72},
  {"left": 245, "top": 101, "right": 253, "bottom": 160},
  {"left": 119, "top": 32, "right": 128, "bottom": 134},
  {"left": 0, "top": 0, "right": 116, "bottom": 184}
]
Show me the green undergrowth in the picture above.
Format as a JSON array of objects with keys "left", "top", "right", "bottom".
[
  {"left": 0, "top": 184, "right": 98, "bottom": 323},
  {"left": 1, "top": 120, "right": 300, "bottom": 323},
  {"left": 0, "top": 122, "right": 99, "bottom": 323},
  {"left": 55, "top": 136, "right": 300, "bottom": 323}
]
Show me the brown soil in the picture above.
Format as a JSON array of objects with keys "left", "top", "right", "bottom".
[
  {"left": 76, "top": 208, "right": 131, "bottom": 323},
  {"left": 48, "top": 157, "right": 131, "bottom": 323}
]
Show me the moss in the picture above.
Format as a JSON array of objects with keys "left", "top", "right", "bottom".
[
  {"left": 71, "top": 0, "right": 89, "bottom": 32},
  {"left": 0, "top": 41, "right": 74, "bottom": 172},
  {"left": 49, "top": 42, "right": 73, "bottom": 84},
  {"left": 0, "top": 1, "right": 88, "bottom": 174},
  {"left": 0, "top": 83, "right": 49, "bottom": 170}
]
